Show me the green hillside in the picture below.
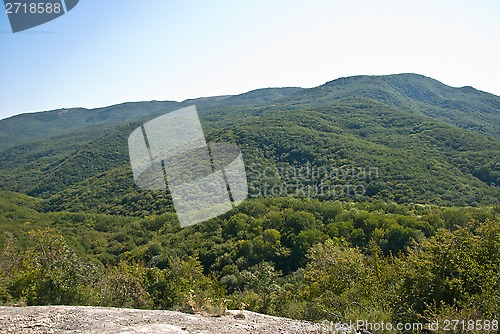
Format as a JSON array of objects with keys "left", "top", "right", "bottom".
[
  {"left": 1, "top": 74, "right": 498, "bottom": 209},
  {"left": 0, "top": 73, "right": 499, "bottom": 328},
  {"left": 1, "top": 190, "right": 498, "bottom": 324},
  {"left": 0, "top": 88, "right": 302, "bottom": 149},
  {"left": 288, "top": 73, "right": 500, "bottom": 138}
]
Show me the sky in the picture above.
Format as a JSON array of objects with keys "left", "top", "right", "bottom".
[{"left": 0, "top": 0, "right": 499, "bottom": 120}]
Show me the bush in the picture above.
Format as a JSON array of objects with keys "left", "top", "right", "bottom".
[
  {"left": 1, "top": 229, "right": 98, "bottom": 305},
  {"left": 399, "top": 219, "right": 500, "bottom": 322}
]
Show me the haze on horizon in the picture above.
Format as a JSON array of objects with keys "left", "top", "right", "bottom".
[{"left": 0, "top": 0, "right": 499, "bottom": 120}]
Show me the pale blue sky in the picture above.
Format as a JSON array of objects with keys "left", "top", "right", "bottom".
[{"left": 1, "top": 0, "right": 499, "bottom": 120}]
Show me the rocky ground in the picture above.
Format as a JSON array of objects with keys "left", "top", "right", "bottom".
[{"left": 0, "top": 306, "right": 356, "bottom": 334}]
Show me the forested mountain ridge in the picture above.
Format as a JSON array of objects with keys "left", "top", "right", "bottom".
[
  {"left": 294, "top": 73, "right": 500, "bottom": 137},
  {"left": 1, "top": 73, "right": 499, "bottom": 329},
  {"left": 0, "top": 74, "right": 498, "bottom": 208},
  {"left": 1, "top": 73, "right": 498, "bottom": 149},
  {"left": 0, "top": 88, "right": 302, "bottom": 149}
]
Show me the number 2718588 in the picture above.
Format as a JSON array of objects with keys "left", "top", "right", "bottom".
[
  {"left": 442, "top": 319, "right": 498, "bottom": 331},
  {"left": 5, "top": 2, "right": 62, "bottom": 14}
]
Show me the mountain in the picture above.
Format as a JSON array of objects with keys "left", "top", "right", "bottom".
[
  {"left": 1, "top": 73, "right": 499, "bottom": 325},
  {"left": 2, "top": 73, "right": 497, "bottom": 146},
  {"left": 0, "top": 88, "right": 303, "bottom": 149},
  {"left": 282, "top": 73, "right": 500, "bottom": 138},
  {"left": 0, "top": 74, "right": 498, "bottom": 209}
]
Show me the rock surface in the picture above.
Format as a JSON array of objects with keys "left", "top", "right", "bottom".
[{"left": 0, "top": 306, "right": 336, "bottom": 333}]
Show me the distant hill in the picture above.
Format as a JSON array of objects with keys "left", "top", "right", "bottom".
[
  {"left": 0, "top": 88, "right": 302, "bottom": 149},
  {"left": 283, "top": 73, "right": 500, "bottom": 138}
]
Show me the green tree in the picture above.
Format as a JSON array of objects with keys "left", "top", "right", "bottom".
[
  {"left": 241, "top": 262, "right": 281, "bottom": 312},
  {"left": 399, "top": 219, "right": 500, "bottom": 321},
  {"left": 3, "top": 229, "right": 98, "bottom": 305}
]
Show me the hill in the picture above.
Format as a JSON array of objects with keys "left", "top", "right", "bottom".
[
  {"left": 290, "top": 73, "right": 500, "bottom": 138},
  {"left": 0, "top": 88, "right": 302, "bottom": 149},
  {"left": 0, "top": 74, "right": 498, "bottom": 208},
  {"left": 0, "top": 74, "right": 499, "bottom": 326}
]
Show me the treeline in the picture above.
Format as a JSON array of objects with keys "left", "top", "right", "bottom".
[
  {"left": 1, "top": 196, "right": 499, "bottom": 331},
  {"left": 0, "top": 229, "right": 220, "bottom": 311}
]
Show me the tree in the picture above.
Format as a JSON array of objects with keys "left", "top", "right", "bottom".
[
  {"left": 241, "top": 262, "right": 281, "bottom": 312},
  {"left": 3, "top": 229, "right": 98, "bottom": 305},
  {"left": 399, "top": 219, "right": 500, "bottom": 321}
]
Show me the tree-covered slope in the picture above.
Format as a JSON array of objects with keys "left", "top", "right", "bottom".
[
  {"left": 0, "top": 74, "right": 498, "bottom": 209},
  {"left": 1, "top": 73, "right": 499, "bottom": 328},
  {"left": 286, "top": 73, "right": 500, "bottom": 137},
  {"left": 1, "top": 189, "right": 499, "bottom": 323},
  {"left": 0, "top": 87, "right": 304, "bottom": 149}
]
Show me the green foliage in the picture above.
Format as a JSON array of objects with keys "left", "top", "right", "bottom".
[
  {"left": 298, "top": 239, "right": 397, "bottom": 324},
  {"left": 99, "top": 261, "right": 153, "bottom": 308},
  {"left": 1, "top": 75, "right": 499, "bottom": 211},
  {"left": 399, "top": 219, "right": 500, "bottom": 321},
  {"left": 0, "top": 192, "right": 498, "bottom": 330},
  {"left": 240, "top": 262, "right": 281, "bottom": 312},
  {"left": 0, "top": 74, "right": 499, "bottom": 327},
  {"left": 0, "top": 229, "right": 98, "bottom": 305}
]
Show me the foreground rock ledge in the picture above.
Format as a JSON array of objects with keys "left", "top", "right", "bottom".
[{"left": 0, "top": 306, "right": 327, "bottom": 334}]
